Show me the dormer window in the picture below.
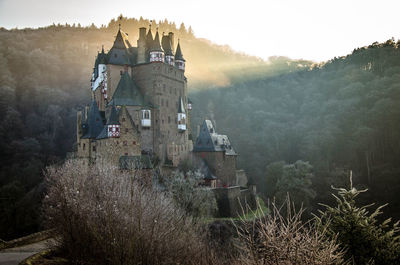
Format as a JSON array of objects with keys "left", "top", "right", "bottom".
[
  {"left": 141, "top": 109, "right": 151, "bottom": 127},
  {"left": 108, "top": 125, "right": 120, "bottom": 138}
]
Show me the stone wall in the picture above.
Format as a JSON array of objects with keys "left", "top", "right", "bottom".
[
  {"left": 196, "top": 152, "right": 237, "bottom": 186},
  {"left": 213, "top": 186, "right": 257, "bottom": 217}
]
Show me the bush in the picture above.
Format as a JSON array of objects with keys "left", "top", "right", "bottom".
[
  {"left": 166, "top": 170, "right": 217, "bottom": 218},
  {"left": 43, "top": 160, "right": 218, "bottom": 265},
  {"left": 235, "top": 197, "right": 343, "bottom": 265},
  {"left": 316, "top": 174, "right": 400, "bottom": 264}
]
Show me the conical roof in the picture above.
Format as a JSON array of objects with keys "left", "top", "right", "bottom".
[
  {"left": 82, "top": 100, "right": 104, "bottom": 139},
  {"left": 109, "top": 72, "right": 146, "bottom": 106},
  {"left": 146, "top": 28, "right": 153, "bottom": 49},
  {"left": 161, "top": 34, "right": 174, "bottom": 56},
  {"left": 178, "top": 96, "right": 185, "bottom": 113},
  {"left": 112, "top": 29, "right": 131, "bottom": 49},
  {"left": 106, "top": 103, "right": 120, "bottom": 125},
  {"left": 150, "top": 31, "right": 163, "bottom": 52},
  {"left": 175, "top": 41, "right": 185, "bottom": 61}
]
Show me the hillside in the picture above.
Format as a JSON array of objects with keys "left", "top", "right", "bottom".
[
  {"left": 190, "top": 38, "right": 400, "bottom": 219},
  {"left": 0, "top": 17, "right": 310, "bottom": 240}
]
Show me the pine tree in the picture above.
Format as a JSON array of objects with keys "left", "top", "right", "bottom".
[{"left": 316, "top": 172, "right": 400, "bottom": 264}]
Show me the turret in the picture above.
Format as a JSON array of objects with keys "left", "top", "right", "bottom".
[
  {"left": 175, "top": 40, "right": 185, "bottom": 71},
  {"left": 149, "top": 31, "right": 165, "bottom": 63},
  {"left": 137, "top": 27, "right": 146, "bottom": 64},
  {"left": 162, "top": 32, "right": 174, "bottom": 66},
  {"left": 177, "top": 96, "right": 186, "bottom": 132}
]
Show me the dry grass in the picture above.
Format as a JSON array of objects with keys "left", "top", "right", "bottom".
[{"left": 234, "top": 197, "right": 344, "bottom": 265}]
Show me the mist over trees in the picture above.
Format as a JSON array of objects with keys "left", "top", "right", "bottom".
[
  {"left": 190, "top": 38, "right": 400, "bottom": 219},
  {"left": 1, "top": 16, "right": 400, "bottom": 240}
]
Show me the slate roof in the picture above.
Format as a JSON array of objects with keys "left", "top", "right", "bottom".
[
  {"left": 178, "top": 96, "right": 185, "bottom": 113},
  {"left": 161, "top": 34, "right": 174, "bottom": 56},
  {"left": 108, "top": 72, "right": 147, "bottom": 107},
  {"left": 193, "top": 120, "right": 237, "bottom": 155},
  {"left": 82, "top": 100, "right": 105, "bottom": 139},
  {"left": 112, "top": 29, "right": 131, "bottom": 49},
  {"left": 106, "top": 103, "right": 120, "bottom": 125},
  {"left": 146, "top": 28, "right": 153, "bottom": 50},
  {"left": 150, "top": 31, "right": 163, "bottom": 52},
  {"left": 119, "top": 155, "right": 153, "bottom": 169},
  {"left": 175, "top": 41, "right": 185, "bottom": 61}
]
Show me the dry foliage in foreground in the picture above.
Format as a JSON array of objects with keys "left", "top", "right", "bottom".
[
  {"left": 43, "top": 160, "right": 220, "bottom": 265},
  {"left": 234, "top": 198, "right": 344, "bottom": 265}
]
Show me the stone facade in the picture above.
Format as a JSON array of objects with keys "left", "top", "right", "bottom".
[{"left": 76, "top": 26, "right": 192, "bottom": 168}]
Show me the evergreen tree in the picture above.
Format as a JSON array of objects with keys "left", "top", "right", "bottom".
[{"left": 316, "top": 173, "right": 400, "bottom": 264}]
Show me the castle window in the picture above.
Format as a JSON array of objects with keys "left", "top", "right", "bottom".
[
  {"left": 93, "top": 146, "right": 96, "bottom": 151},
  {"left": 132, "top": 141, "right": 136, "bottom": 145},
  {"left": 123, "top": 141, "right": 127, "bottom": 146},
  {"left": 125, "top": 152, "right": 128, "bottom": 155},
  {"left": 168, "top": 116, "right": 171, "bottom": 123},
  {"left": 83, "top": 143, "right": 86, "bottom": 150},
  {"left": 120, "top": 70, "right": 123, "bottom": 75},
  {"left": 210, "top": 128, "right": 214, "bottom": 133},
  {"left": 122, "top": 118, "right": 126, "bottom": 122},
  {"left": 162, "top": 120, "right": 164, "bottom": 124},
  {"left": 125, "top": 128, "right": 129, "bottom": 133},
  {"left": 114, "top": 54, "right": 117, "bottom": 58}
]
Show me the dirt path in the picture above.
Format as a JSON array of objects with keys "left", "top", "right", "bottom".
[{"left": 0, "top": 239, "right": 54, "bottom": 265}]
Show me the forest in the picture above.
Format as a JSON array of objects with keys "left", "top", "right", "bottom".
[{"left": 1, "top": 16, "right": 400, "bottom": 242}]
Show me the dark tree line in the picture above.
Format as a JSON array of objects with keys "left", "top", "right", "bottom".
[{"left": 191, "top": 38, "right": 400, "bottom": 220}]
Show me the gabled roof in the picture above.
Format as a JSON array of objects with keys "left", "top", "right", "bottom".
[
  {"left": 107, "top": 48, "right": 133, "bottom": 66},
  {"left": 150, "top": 31, "right": 163, "bottom": 52},
  {"left": 119, "top": 155, "right": 153, "bottom": 169},
  {"left": 161, "top": 34, "right": 174, "bottom": 56},
  {"left": 108, "top": 72, "right": 147, "bottom": 107},
  {"left": 175, "top": 41, "right": 185, "bottom": 61},
  {"left": 193, "top": 120, "right": 236, "bottom": 155},
  {"left": 82, "top": 100, "right": 104, "bottom": 139},
  {"left": 178, "top": 96, "right": 185, "bottom": 113}
]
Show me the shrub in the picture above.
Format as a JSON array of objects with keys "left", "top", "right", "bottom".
[
  {"left": 166, "top": 170, "right": 217, "bottom": 218},
  {"left": 235, "top": 197, "right": 343, "bottom": 265},
  {"left": 43, "top": 160, "right": 218, "bottom": 265}
]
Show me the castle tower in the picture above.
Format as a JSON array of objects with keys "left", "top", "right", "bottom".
[
  {"left": 175, "top": 40, "right": 185, "bottom": 71},
  {"left": 149, "top": 30, "right": 165, "bottom": 63}
]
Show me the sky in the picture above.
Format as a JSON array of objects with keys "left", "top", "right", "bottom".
[{"left": 1, "top": 0, "right": 400, "bottom": 62}]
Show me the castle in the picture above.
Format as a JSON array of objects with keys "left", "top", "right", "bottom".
[{"left": 76, "top": 25, "right": 249, "bottom": 191}]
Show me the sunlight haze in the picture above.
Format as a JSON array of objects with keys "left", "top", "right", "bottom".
[{"left": 0, "top": 0, "right": 399, "bottom": 61}]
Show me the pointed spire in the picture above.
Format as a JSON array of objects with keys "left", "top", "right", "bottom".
[
  {"left": 107, "top": 102, "right": 120, "bottom": 125},
  {"left": 82, "top": 100, "right": 104, "bottom": 139},
  {"left": 112, "top": 28, "right": 130, "bottom": 49},
  {"left": 175, "top": 40, "right": 185, "bottom": 61},
  {"left": 150, "top": 30, "right": 163, "bottom": 52},
  {"left": 146, "top": 27, "right": 153, "bottom": 49}
]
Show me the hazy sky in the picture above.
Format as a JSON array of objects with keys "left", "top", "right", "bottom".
[{"left": 1, "top": 0, "right": 399, "bottom": 62}]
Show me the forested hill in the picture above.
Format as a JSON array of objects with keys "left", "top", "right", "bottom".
[
  {"left": 190, "top": 38, "right": 400, "bottom": 219},
  {"left": 0, "top": 17, "right": 310, "bottom": 240}
]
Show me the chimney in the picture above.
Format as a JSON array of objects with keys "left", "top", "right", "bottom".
[
  {"left": 137, "top": 27, "right": 147, "bottom": 64},
  {"left": 168, "top": 32, "right": 174, "bottom": 49},
  {"left": 139, "top": 27, "right": 146, "bottom": 40}
]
